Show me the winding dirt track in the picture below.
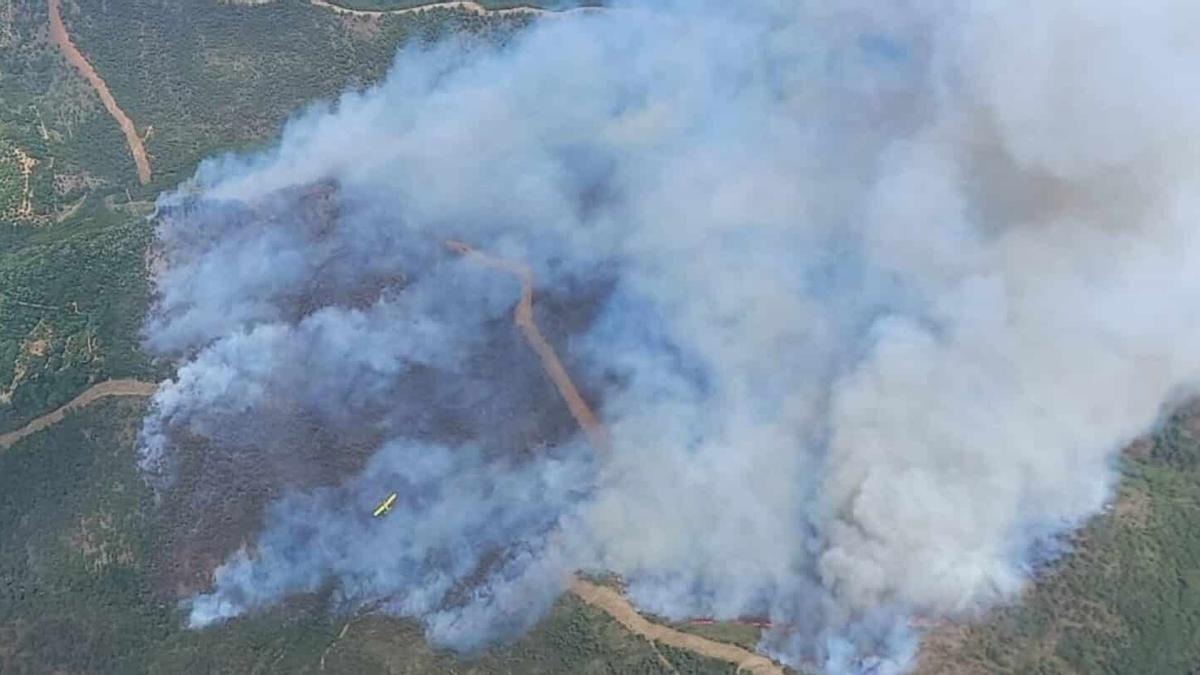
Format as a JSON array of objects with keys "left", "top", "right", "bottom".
[
  {"left": 0, "top": 379, "right": 157, "bottom": 449},
  {"left": 449, "top": 241, "right": 786, "bottom": 674},
  {"left": 309, "top": 0, "right": 595, "bottom": 17},
  {"left": 446, "top": 240, "right": 611, "bottom": 455},
  {"left": 48, "top": 0, "right": 151, "bottom": 184},
  {"left": 570, "top": 579, "right": 785, "bottom": 675}
]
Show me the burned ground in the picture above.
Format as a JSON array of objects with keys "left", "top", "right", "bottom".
[{"left": 146, "top": 179, "right": 613, "bottom": 607}]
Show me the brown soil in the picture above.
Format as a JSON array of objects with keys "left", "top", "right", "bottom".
[
  {"left": 570, "top": 578, "right": 785, "bottom": 675},
  {"left": 0, "top": 379, "right": 157, "bottom": 449},
  {"left": 48, "top": 0, "right": 152, "bottom": 184},
  {"left": 12, "top": 147, "right": 37, "bottom": 219},
  {"left": 309, "top": 0, "right": 599, "bottom": 18},
  {"left": 311, "top": 0, "right": 538, "bottom": 17}
]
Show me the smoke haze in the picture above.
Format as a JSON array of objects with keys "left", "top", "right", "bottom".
[{"left": 141, "top": 0, "right": 1200, "bottom": 672}]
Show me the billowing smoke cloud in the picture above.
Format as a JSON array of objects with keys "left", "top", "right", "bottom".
[{"left": 141, "top": 0, "right": 1200, "bottom": 671}]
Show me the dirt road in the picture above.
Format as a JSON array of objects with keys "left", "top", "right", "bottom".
[
  {"left": 48, "top": 0, "right": 152, "bottom": 184},
  {"left": 571, "top": 579, "right": 786, "bottom": 675},
  {"left": 447, "top": 240, "right": 611, "bottom": 455},
  {"left": 0, "top": 379, "right": 157, "bottom": 449},
  {"left": 310, "top": 0, "right": 597, "bottom": 18}
]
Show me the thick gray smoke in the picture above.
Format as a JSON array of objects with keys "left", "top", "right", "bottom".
[
  {"left": 141, "top": 0, "right": 1200, "bottom": 671},
  {"left": 188, "top": 438, "right": 594, "bottom": 650}
]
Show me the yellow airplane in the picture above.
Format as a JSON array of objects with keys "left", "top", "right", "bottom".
[{"left": 372, "top": 492, "right": 398, "bottom": 518}]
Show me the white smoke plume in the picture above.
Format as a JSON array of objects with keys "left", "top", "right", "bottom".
[{"left": 141, "top": 0, "right": 1200, "bottom": 671}]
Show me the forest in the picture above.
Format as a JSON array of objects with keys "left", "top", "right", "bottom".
[{"left": 919, "top": 407, "right": 1200, "bottom": 674}]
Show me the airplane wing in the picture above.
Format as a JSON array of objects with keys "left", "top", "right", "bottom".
[{"left": 372, "top": 492, "right": 398, "bottom": 517}]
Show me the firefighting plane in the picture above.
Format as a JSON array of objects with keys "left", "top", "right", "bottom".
[{"left": 373, "top": 492, "right": 398, "bottom": 518}]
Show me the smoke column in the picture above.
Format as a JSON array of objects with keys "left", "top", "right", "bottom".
[{"left": 141, "top": 0, "right": 1200, "bottom": 671}]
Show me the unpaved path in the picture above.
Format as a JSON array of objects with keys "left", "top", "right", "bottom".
[
  {"left": 13, "top": 147, "right": 38, "bottom": 218},
  {"left": 48, "top": 0, "right": 152, "bottom": 184},
  {"left": 0, "top": 379, "right": 157, "bottom": 449},
  {"left": 310, "top": 0, "right": 597, "bottom": 18},
  {"left": 571, "top": 578, "right": 786, "bottom": 675},
  {"left": 447, "top": 240, "right": 611, "bottom": 455}
]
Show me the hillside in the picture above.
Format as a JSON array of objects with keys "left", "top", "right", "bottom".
[{"left": 2, "top": 1, "right": 1199, "bottom": 674}]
